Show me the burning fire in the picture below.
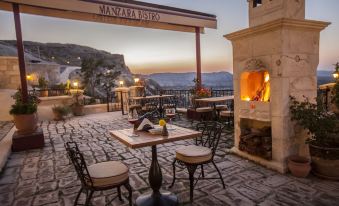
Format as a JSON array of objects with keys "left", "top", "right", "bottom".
[{"left": 241, "top": 71, "right": 270, "bottom": 102}]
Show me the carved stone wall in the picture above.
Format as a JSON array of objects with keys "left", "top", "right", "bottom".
[{"left": 0, "top": 57, "right": 20, "bottom": 90}]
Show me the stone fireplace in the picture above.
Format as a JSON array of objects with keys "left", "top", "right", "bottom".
[{"left": 225, "top": 0, "right": 330, "bottom": 173}]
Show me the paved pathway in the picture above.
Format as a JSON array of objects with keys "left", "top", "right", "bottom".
[{"left": 0, "top": 112, "right": 338, "bottom": 206}]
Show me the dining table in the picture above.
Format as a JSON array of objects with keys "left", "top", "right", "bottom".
[
  {"left": 110, "top": 124, "right": 201, "bottom": 206},
  {"left": 131, "top": 95, "right": 175, "bottom": 118},
  {"left": 195, "top": 95, "right": 234, "bottom": 120}
]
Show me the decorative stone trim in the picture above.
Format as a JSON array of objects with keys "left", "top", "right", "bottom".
[{"left": 224, "top": 18, "right": 330, "bottom": 41}]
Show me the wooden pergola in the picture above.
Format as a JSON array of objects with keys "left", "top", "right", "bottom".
[{"left": 0, "top": 0, "right": 217, "bottom": 102}]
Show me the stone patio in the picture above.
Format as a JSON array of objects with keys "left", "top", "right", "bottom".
[{"left": 0, "top": 112, "right": 338, "bottom": 206}]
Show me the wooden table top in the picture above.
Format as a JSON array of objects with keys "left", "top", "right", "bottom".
[
  {"left": 110, "top": 125, "right": 201, "bottom": 149},
  {"left": 195, "top": 95, "right": 234, "bottom": 103},
  {"left": 131, "top": 95, "right": 174, "bottom": 100}
]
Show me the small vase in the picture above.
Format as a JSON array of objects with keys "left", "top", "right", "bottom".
[{"left": 162, "top": 124, "right": 169, "bottom": 136}]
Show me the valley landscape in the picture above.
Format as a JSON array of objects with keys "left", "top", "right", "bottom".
[{"left": 0, "top": 40, "right": 335, "bottom": 94}]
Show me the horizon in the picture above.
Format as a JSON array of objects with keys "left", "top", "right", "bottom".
[{"left": 1, "top": 0, "right": 339, "bottom": 74}]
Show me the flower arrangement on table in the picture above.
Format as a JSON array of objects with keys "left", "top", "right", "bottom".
[{"left": 189, "top": 78, "right": 211, "bottom": 108}]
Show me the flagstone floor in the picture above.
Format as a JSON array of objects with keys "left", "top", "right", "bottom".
[{"left": 0, "top": 112, "right": 338, "bottom": 206}]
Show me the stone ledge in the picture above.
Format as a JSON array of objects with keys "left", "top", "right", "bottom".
[
  {"left": 230, "top": 147, "right": 287, "bottom": 174},
  {"left": 224, "top": 18, "right": 330, "bottom": 41},
  {"left": 0, "top": 126, "right": 15, "bottom": 172}
]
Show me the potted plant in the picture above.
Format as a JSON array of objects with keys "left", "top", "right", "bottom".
[
  {"left": 287, "top": 155, "right": 311, "bottom": 178},
  {"left": 290, "top": 96, "right": 339, "bottom": 179},
  {"left": 10, "top": 90, "right": 40, "bottom": 134},
  {"left": 52, "top": 105, "right": 71, "bottom": 121},
  {"left": 190, "top": 78, "right": 211, "bottom": 108},
  {"left": 71, "top": 91, "right": 84, "bottom": 116},
  {"left": 38, "top": 77, "right": 49, "bottom": 97}
]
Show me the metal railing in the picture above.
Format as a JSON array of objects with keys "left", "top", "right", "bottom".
[
  {"left": 157, "top": 89, "right": 234, "bottom": 108},
  {"left": 29, "top": 88, "right": 71, "bottom": 97}
]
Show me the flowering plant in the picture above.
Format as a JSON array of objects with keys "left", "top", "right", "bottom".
[
  {"left": 195, "top": 87, "right": 211, "bottom": 98},
  {"left": 159, "top": 119, "right": 166, "bottom": 126}
]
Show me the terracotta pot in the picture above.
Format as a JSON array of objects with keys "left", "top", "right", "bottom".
[
  {"left": 13, "top": 113, "right": 38, "bottom": 134},
  {"left": 40, "top": 90, "right": 48, "bottom": 97},
  {"left": 309, "top": 143, "right": 339, "bottom": 180},
  {"left": 72, "top": 105, "right": 84, "bottom": 116},
  {"left": 288, "top": 155, "right": 311, "bottom": 178}
]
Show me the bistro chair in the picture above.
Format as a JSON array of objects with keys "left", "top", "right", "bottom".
[
  {"left": 65, "top": 142, "right": 133, "bottom": 206},
  {"left": 219, "top": 100, "right": 234, "bottom": 128},
  {"left": 169, "top": 121, "right": 225, "bottom": 202}
]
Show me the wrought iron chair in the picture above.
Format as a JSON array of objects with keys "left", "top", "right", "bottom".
[
  {"left": 169, "top": 121, "right": 225, "bottom": 202},
  {"left": 65, "top": 142, "right": 133, "bottom": 206}
]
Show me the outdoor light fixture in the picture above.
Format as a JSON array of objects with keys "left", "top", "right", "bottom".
[
  {"left": 26, "top": 74, "right": 33, "bottom": 81},
  {"left": 333, "top": 62, "right": 339, "bottom": 80},
  {"left": 73, "top": 81, "right": 79, "bottom": 88},
  {"left": 51, "top": 56, "right": 55, "bottom": 60},
  {"left": 119, "top": 80, "right": 124, "bottom": 87},
  {"left": 67, "top": 61, "right": 70, "bottom": 64},
  {"left": 77, "top": 57, "right": 81, "bottom": 60},
  {"left": 134, "top": 78, "right": 140, "bottom": 84}
]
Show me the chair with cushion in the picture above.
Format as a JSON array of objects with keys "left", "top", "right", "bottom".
[
  {"left": 219, "top": 110, "right": 234, "bottom": 127},
  {"left": 195, "top": 107, "right": 214, "bottom": 121},
  {"left": 65, "top": 142, "right": 132, "bottom": 206},
  {"left": 169, "top": 121, "right": 225, "bottom": 202}
]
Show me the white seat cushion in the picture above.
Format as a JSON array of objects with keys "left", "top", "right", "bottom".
[
  {"left": 176, "top": 145, "right": 212, "bottom": 164},
  {"left": 220, "top": 111, "right": 234, "bottom": 117},
  {"left": 176, "top": 108, "right": 188, "bottom": 113},
  {"left": 196, "top": 107, "right": 213, "bottom": 113},
  {"left": 87, "top": 161, "right": 129, "bottom": 187},
  {"left": 215, "top": 105, "right": 228, "bottom": 110},
  {"left": 129, "top": 104, "right": 141, "bottom": 109}
]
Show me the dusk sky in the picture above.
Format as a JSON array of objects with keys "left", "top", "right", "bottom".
[{"left": 0, "top": 0, "right": 339, "bottom": 74}]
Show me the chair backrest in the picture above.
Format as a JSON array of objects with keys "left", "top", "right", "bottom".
[
  {"left": 195, "top": 121, "right": 222, "bottom": 156},
  {"left": 65, "top": 142, "right": 93, "bottom": 187}
]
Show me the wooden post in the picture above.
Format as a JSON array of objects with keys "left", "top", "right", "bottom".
[
  {"left": 13, "top": 3, "right": 28, "bottom": 103},
  {"left": 195, "top": 27, "right": 202, "bottom": 89}
]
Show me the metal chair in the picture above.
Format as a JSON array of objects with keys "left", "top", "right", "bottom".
[
  {"left": 65, "top": 142, "right": 133, "bottom": 206},
  {"left": 169, "top": 121, "right": 225, "bottom": 202}
]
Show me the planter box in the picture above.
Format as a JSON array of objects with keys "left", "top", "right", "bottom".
[{"left": 12, "top": 127, "right": 44, "bottom": 152}]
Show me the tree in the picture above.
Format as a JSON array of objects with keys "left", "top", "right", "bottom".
[
  {"left": 95, "top": 64, "right": 121, "bottom": 111},
  {"left": 80, "top": 57, "right": 104, "bottom": 97}
]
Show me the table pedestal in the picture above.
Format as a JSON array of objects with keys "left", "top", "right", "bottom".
[{"left": 136, "top": 145, "right": 178, "bottom": 206}]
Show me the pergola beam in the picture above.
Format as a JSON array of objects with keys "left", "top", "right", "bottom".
[
  {"left": 12, "top": 3, "right": 28, "bottom": 102},
  {"left": 1, "top": 0, "right": 217, "bottom": 93},
  {"left": 195, "top": 27, "right": 202, "bottom": 89}
]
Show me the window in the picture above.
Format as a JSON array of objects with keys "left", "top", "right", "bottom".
[{"left": 253, "top": 0, "right": 262, "bottom": 8}]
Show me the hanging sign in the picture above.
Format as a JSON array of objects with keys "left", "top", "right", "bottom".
[{"left": 98, "top": 4, "right": 161, "bottom": 22}]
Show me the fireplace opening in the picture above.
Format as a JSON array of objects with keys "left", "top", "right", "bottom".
[
  {"left": 239, "top": 118, "right": 272, "bottom": 160},
  {"left": 241, "top": 70, "right": 270, "bottom": 102}
]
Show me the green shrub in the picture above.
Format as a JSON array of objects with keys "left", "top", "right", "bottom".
[
  {"left": 290, "top": 96, "right": 339, "bottom": 147},
  {"left": 52, "top": 105, "right": 71, "bottom": 116},
  {"left": 38, "top": 77, "right": 48, "bottom": 89},
  {"left": 9, "top": 90, "right": 39, "bottom": 115}
]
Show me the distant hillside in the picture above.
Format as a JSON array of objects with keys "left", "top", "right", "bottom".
[
  {"left": 317, "top": 70, "right": 335, "bottom": 85},
  {"left": 0, "top": 40, "right": 132, "bottom": 76},
  {"left": 145, "top": 72, "right": 233, "bottom": 89}
]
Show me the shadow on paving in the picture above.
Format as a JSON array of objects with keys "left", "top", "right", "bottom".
[{"left": 0, "top": 112, "right": 338, "bottom": 206}]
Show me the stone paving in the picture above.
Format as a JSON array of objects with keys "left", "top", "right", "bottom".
[{"left": 0, "top": 112, "right": 338, "bottom": 206}]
